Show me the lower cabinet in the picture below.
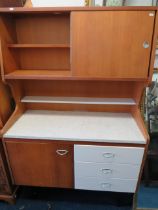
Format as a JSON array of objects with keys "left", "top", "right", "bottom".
[
  {"left": 5, "top": 140, "right": 73, "bottom": 188},
  {"left": 4, "top": 140, "right": 144, "bottom": 193}
]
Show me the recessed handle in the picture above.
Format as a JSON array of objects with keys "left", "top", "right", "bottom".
[
  {"left": 101, "top": 168, "right": 112, "bottom": 174},
  {"left": 101, "top": 183, "right": 111, "bottom": 189},
  {"left": 143, "top": 41, "right": 150, "bottom": 49},
  {"left": 56, "top": 149, "right": 69, "bottom": 156},
  {"left": 103, "top": 153, "right": 115, "bottom": 158}
]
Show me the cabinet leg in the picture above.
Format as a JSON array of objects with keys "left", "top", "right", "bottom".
[
  {"left": 0, "top": 187, "right": 18, "bottom": 204},
  {"left": 0, "top": 196, "right": 16, "bottom": 205},
  {"left": 144, "top": 158, "right": 150, "bottom": 187}
]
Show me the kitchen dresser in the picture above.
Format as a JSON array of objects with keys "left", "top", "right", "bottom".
[
  {"left": 0, "top": 77, "right": 16, "bottom": 204},
  {"left": 0, "top": 6, "right": 158, "bottom": 199}
]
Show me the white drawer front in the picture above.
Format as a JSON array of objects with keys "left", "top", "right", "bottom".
[
  {"left": 74, "top": 145, "right": 144, "bottom": 164},
  {"left": 75, "top": 162, "right": 141, "bottom": 179},
  {"left": 75, "top": 177, "right": 137, "bottom": 193}
]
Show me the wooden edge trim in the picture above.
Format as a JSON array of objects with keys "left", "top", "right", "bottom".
[
  {"left": 0, "top": 104, "right": 25, "bottom": 138},
  {"left": 0, "top": 39, "right": 6, "bottom": 83},
  {"left": 2, "top": 139, "right": 15, "bottom": 184},
  {"left": 131, "top": 107, "right": 149, "bottom": 141},
  {"left": 131, "top": 108, "right": 149, "bottom": 194},
  {"left": 0, "top": 143, "right": 13, "bottom": 194},
  {"left": 0, "top": 186, "right": 18, "bottom": 204},
  {"left": 135, "top": 141, "right": 149, "bottom": 192},
  {"left": 148, "top": 10, "right": 158, "bottom": 84},
  {"left": 0, "top": 118, "right": 3, "bottom": 129},
  {"left": 0, "top": 6, "right": 157, "bottom": 13},
  {"left": 0, "top": 104, "right": 25, "bottom": 184},
  {"left": 3, "top": 138, "right": 145, "bottom": 147}
]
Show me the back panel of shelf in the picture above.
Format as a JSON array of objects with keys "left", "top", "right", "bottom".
[{"left": 15, "top": 13, "right": 70, "bottom": 44}]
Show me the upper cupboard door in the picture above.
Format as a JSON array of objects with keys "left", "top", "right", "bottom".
[{"left": 71, "top": 11, "right": 155, "bottom": 79}]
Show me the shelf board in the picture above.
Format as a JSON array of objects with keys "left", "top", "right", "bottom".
[
  {"left": 8, "top": 44, "right": 70, "bottom": 48},
  {"left": 5, "top": 70, "right": 71, "bottom": 80},
  {"left": 21, "top": 96, "right": 136, "bottom": 105}
]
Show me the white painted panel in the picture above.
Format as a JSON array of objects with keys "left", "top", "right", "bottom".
[
  {"left": 75, "top": 177, "right": 137, "bottom": 193},
  {"left": 74, "top": 145, "right": 144, "bottom": 164},
  {"left": 75, "top": 162, "right": 141, "bottom": 179},
  {"left": 32, "top": 0, "right": 85, "bottom": 7},
  {"left": 4, "top": 110, "right": 146, "bottom": 144}
]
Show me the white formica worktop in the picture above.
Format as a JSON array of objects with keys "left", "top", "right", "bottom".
[{"left": 4, "top": 110, "right": 146, "bottom": 144}]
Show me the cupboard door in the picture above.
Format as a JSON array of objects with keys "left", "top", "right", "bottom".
[
  {"left": 5, "top": 141, "right": 73, "bottom": 188},
  {"left": 72, "top": 11, "right": 155, "bottom": 79}
]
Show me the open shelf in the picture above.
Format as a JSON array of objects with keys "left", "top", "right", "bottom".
[
  {"left": 21, "top": 96, "right": 136, "bottom": 105},
  {"left": 5, "top": 70, "right": 71, "bottom": 80},
  {"left": 8, "top": 44, "right": 70, "bottom": 48}
]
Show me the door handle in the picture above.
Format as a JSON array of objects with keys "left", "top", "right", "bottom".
[
  {"left": 101, "top": 183, "right": 111, "bottom": 189},
  {"left": 101, "top": 168, "right": 112, "bottom": 174},
  {"left": 56, "top": 150, "right": 69, "bottom": 156},
  {"left": 103, "top": 153, "right": 115, "bottom": 158},
  {"left": 143, "top": 41, "right": 150, "bottom": 49}
]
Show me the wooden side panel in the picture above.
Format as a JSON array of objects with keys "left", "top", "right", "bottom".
[
  {"left": 0, "top": 143, "right": 12, "bottom": 195},
  {"left": 148, "top": 11, "right": 158, "bottom": 83},
  {"left": 0, "top": 82, "right": 12, "bottom": 127},
  {"left": 72, "top": 11, "right": 155, "bottom": 79},
  {"left": 0, "top": 15, "right": 19, "bottom": 77},
  {"left": 5, "top": 141, "right": 73, "bottom": 188}
]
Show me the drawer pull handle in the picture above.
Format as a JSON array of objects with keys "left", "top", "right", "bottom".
[
  {"left": 101, "top": 169, "right": 112, "bottom": 174},
  {"left": 143, "top": 41, "right": 150, "bottom": 49},
  {"left": 56, "top": 150, "right": 69, "bottom": 156},
  {"left": 101, "top": 183, "right": 111, "bottom": 189},
  {"left": 103, "top": 153, "right": 115, "bottom": 158}
]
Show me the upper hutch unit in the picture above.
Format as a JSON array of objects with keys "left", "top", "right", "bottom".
[
  {"left": 0, "top": 6, "right": 156, "bottom": 81},
  {"left": 0, "top": 6, "right": 157, "bottom": 194}
]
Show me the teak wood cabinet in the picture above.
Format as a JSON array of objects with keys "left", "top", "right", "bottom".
[{"left": 0, "top": 6, "right": 158, "bottom": 196}]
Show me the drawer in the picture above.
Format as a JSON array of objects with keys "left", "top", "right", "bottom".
[
  {"left": 74, "top": 145, "right": 144, "bottom": 164},
  {"left": 75, "top": 177, "right": 137, "bottom": 193},
  {"left": 75, "top": 162, "right": 141, "bottom": 179}
]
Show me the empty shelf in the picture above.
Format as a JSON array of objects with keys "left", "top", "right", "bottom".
[
  {"left": 5, "top": 70, "right": 71, "bottom": 80},
  {"left": 21, "top": 96, "right": 136, "bottom": 105}
]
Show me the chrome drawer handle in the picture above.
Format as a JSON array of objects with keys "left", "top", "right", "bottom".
[
  {"left": 103, "top": 153, "right": 115, "bottom": 158},
  {"left": 101, "top": 183, "right": 111, "bottom": 189},
  {"left": 56, "top": 150, "right": 69, "bottom": 156},
  {"left": 101, "top": 169, "right": 112, "bottom": 174}
]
